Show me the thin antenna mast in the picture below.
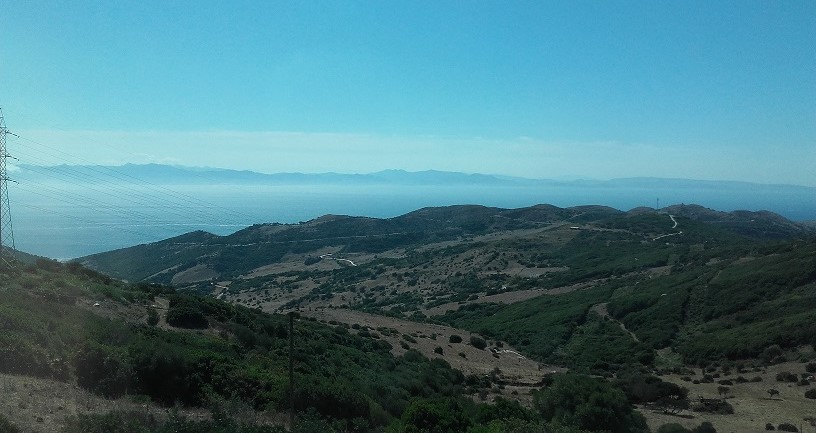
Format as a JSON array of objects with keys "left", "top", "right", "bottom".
[{"left": 0, "top": 108, "right": 17, "bottom": 264}]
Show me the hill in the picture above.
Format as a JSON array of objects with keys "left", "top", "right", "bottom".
[
  {"left": 79, "top": 203, "right": 812, "bottom": 284},
  {"left": 5, "top": 202, "right": 816, "bottom": 432},
  {"left": 0, "top": 259, "right": 533, "bottom": 432},
  {"left": 78, "top": 203, "right": 816, "bottom": 371},
  {"left": 1, "top": 258, "right": 692, "bottom": 433}
]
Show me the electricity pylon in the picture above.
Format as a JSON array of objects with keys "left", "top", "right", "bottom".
[{"left": 0, "top": 108, "right": 17, "bottom": 264}]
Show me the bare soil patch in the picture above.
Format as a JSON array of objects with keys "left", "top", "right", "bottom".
[
  {"left": 299, "top": 308, "right": 563, "bottom": 383},
  {"left": 171, "top": 264, "right": 219, "bottom": 285}
]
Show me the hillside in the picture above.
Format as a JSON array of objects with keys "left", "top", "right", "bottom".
[
  {"left": 79, "top": 203, "right": 813, "bottom": 284},
  {"left": 1, "top": 260, "right": 556, "bottom": 432},
  {"left": 4, "top": 203, "right": 812, "bottom": 431},
  {"left": 78, "top": 204, "right": 816, "bottom": 370},
  {"left": 4, "top": 257, "right": 749, "bottom": 433}
]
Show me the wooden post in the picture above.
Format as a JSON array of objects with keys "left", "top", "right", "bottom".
[{"left": 288, "top": 311, "right": 295, "bottom": 430}]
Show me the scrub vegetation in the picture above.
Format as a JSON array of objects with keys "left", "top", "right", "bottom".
[{"left": 4, "top": 204, "right": 816, "bottom": 432}]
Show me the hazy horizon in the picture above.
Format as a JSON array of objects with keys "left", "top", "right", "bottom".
[
  {"left": 12, "top": 161, "right": 816, "bottom": 188},
  {"left": 2, "top": 2, "right": 815, "bottom": 187}
]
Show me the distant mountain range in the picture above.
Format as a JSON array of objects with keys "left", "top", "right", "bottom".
[{"left": 17, "top": 163, "right": 816, "bottom": 192}]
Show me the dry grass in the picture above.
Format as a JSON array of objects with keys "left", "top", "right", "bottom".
[
  {"left": 640, "top": 362, "right": 816, "bottom": 433},
  {"left": 300, "top": 307, "right": 564, "bottom": 382},
  {"left": 0, "top": 373, "right": 209, "bottom": 433}
]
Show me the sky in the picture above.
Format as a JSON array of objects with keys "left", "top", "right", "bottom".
[{"left": 1, "top": 1, "right": 815, "bottom": 186}]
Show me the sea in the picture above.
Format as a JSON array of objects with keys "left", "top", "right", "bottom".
[{"left": 10, "top": 183, "right": 816, "bottom": 260}]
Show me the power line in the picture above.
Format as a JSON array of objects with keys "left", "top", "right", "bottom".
[
  {"left": 3, "top": 133, "right": 269, "bottom": 257},
  {"left": 10, "top": 133, "right": 257, "bottom": 222}
]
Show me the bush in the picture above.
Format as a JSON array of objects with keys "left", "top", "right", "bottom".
[
  {"left": 766, "top": 424, "right": 775, "bottom": 431},
  {"left": 434, "top": 346, "right": 443, "bottom": 355},
  {"left": 147, "top": 309, "right": 159, "bottom": 326},
  {"left": 61, "top": 411, "right": 158, "bottom": 433},
  {"left": 760, "top": 345, "right": 783, "bottom": 364},
  {"left": 533, "top": 373, "right": 649, "bottom": 433},
  {"left": 401, "top": 398, "right": 470, "bottom": 433},
  {"left": 806, "top": 362, "right": 816, "bottom": 373},
  {"left": 165, "top": 307, "right": 208, "bottom": 329},
  {"left": 692, "top": 398, "right": 733, "bottom": 414},
  {"left": 693, "top": 422, "right": 717, "bottom": 433},
  {"left": 74, "top": 343, "right": 131, "bottom": 398},
  {"left": 657, "top": 424, "right": 690, "bottom": 433},
  {"left": 805, "top": 389, "right": 816, "bottom": 399},
  {"left": 778, "top": 423, "right": 798, "bottom": 432},
  {"left": 449, "top": 334, "right": 463, "bottom": 344},
  {"left": 775, "top": 372, "right": 798, "bottom": 383},
  {"left": 0, "top": 414, "right": 20, "bottom": 433},
  {"left": 469, "top": 336, "right": 487, "bottom": 350}
]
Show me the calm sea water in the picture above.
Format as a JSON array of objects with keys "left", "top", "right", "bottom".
[{"left": 10, "top": 184, "right": 816, "bottom": 260}]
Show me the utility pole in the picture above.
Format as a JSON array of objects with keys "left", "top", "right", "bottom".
[
  {"left": 0, "top": 108, "right": 16, "bottom": 265},
  {"left": 288, "top": 311, "right": 296, "bottom": 430}
]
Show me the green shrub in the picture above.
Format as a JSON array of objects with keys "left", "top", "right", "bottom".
[
  {"left": 805, "top": 389, "right": 816, "bottom": 399},
  {"left": 74, "top": 343, "right": 131, "bottom": 398},
  {"left": 401, "top": 398, "right": 471, "bottom": 433},
  {"left": 165, "top": 307, "right": 208, "bottom": 329},
  {"left": 469, "top": 336, "right": 487, "bottom": 350},
  {"left": 533, "top": 373, "right": 649, "bottom": 433},
  {"left": 147, "top": 309, "right": 159, "bottom": 326},
  {"left": 693, "top": 421, "right": 717, "bottom": 433},
  {"left": 0, "top": 414, "right": 20, "bottom": 433},
  {"left": 61, "top": 411, "right": 156, "bottom": 433},
  {"left": 692, "top": 398, "right": 733, "bottom": 414},
  {"left": 449, "top": 334, "right": 463, "bottom": 344},
  {"left": 657, "top": 424, "right": 691, "bottom": 433}
]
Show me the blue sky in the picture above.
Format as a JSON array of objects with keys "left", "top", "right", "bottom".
[{"left": 2, "top": 1, "right": 815, "bottom": 185}]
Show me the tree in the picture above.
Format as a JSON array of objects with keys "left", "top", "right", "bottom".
[
  {"left": 401, "top": 398, "right": 470, "bottom": 433},
  {"left": 692, "top": 422, "right": 717, "bottom": 433},
  {"left": 470, "top": 336, "right": 487, "bottom": 350},
  {"left": 146, "top": 309, "right": 159, "bottom": 326},
  {"left": 533, "top": 374, "right": 648, "bottom": 433},
  {"left": 716, "top": 386, "right": 730, "bottom": 399},
  {"left": 165, "top": 306, "right": 208, "bottom": 329},
  {"left": 657, "top": 423, "right": 691, "bottom": 433},
  {"left": 767, "top": 389, "right": 780, "bottom": 399}
]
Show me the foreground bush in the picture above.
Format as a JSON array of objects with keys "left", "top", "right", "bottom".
[
  {"left": 0, "top": 414, "right": 20, "bottom": 433},
  {"left": 533, "top": 374, "right": 648, "bottom": 433}
]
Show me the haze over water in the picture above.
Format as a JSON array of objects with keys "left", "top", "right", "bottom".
[{"left": 13, "top": 183, "right": 816, "bottom": 260}]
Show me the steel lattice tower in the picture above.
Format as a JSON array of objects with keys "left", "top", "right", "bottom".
[{"left": 0, "top": 108, "right": 16, "bottom": 264}]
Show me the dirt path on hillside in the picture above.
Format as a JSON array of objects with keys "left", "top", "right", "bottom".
[{"left": 590, "top": 303, "right": 640, "bottom": 342}]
